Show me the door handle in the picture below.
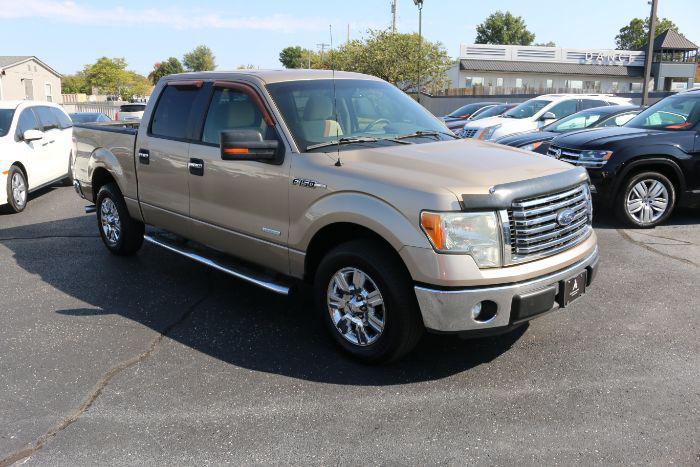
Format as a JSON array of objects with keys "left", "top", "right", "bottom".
[
  {"left": 138, "top": 149, "right": 150, "bottom": 165},
  {"left": 188, "top": 158, "right": 204, "bottom": 176}
]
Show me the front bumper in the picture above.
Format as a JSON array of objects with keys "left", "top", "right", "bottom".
[{"left": 414, "top": 247, "right": 599, "bottom": 333}]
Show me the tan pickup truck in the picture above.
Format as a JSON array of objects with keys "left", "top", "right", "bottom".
[{"left": 72, "top": 70, "right": 598, "bottom": 363}]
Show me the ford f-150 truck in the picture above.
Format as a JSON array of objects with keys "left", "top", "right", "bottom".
[{"left": 72, "top": 70, "right": 598, "bottom": 363}]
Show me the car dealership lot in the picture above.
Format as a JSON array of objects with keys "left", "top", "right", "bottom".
[{"left": 0, "top": 185, "right": 698, "bottom": 465}]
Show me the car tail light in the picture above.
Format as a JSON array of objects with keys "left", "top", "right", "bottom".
[{"left": 115, "top": 112, "right": 119, "bottom": 120}]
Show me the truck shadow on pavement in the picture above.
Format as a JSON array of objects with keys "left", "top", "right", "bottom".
[{"left": 1, "top": 215, "right": 527, "bottom": 386}]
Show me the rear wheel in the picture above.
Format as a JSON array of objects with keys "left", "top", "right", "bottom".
[
  {"left": 5, "top": 165, "right": 28, "bottom": 213},
  {"left": 96, "top": 183, "right": 144, "bottom": 255},
  {"left": 313, "top": 240, "right": 424, "bottom": 363},
  {"left": 616, "top": 171, "right": 675, "bottom": 228}
]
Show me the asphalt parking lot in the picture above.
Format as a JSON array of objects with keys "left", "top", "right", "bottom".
[{"left": 1, "top": 184, "right": 698, "bottom": 465}]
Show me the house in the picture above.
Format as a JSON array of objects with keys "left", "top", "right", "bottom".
[{"left": 0, "top": 56, "right": 62, "bottom": 103}]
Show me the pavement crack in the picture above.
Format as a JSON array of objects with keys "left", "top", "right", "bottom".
[
  {"left": 0, "top": 285, "right": 212, "bottom": 467},
  {"left": 617, "top": 229, "right": 698, "bottom": 267}
]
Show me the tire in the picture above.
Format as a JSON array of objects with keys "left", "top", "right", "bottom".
[
  {"left": 95, "top": 182, "right": 144, "bottom": 255},
  {"left": 615, "top": 171, "right": 676, "bottom": 228},
  {"left": 5, "top": 165, "right": 28, "bottom": 213},
  {"left": 313, "top": 240, "right": 424, "bottom": 364}
]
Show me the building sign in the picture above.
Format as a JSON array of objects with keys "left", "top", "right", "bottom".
[{"left": 584, "top": 51, "right": 636, "bottom": 65}]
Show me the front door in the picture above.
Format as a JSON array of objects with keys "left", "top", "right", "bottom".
[
  {"left": 13, "top": 107, "right": 49, "bottom": 186},
  {"left": 187, "top": 82, "right": 291, "bottom": 274}
]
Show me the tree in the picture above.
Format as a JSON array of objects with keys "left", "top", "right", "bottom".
[
  {"left": 279, "top": 46, "right": 306, "bottom": 68},
  {"left": 475, "top": 11, "right": 535, "bottom": 45},
  {"left": 615, "top": 17, "right": 678, "bottom": 50},
  {"left": 534, "top": 41, "right": 556, "bottom": 47},
  {"left": 82, "top": 57, "right": 129, "bottom": 96},
  {"left": 120, "top": 71, "right": 151, "bottom": 100},
  {"left": 61, "top": 72, "right": 90, "bottom": 94},
  {"left": 148, "top": 57, "right": 185, "bottom": 84},
  {"left": 183, "top": 45, "right": 216, "bottom": 72}
]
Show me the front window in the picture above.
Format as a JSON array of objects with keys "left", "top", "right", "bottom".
[
  {"left": 200, "top": 88, "right": 273, "bottom": 144},
  {"left": 626, "top": 95, "right": 700, "bottom": 131},
  {"left": 544, "top": 110, "right": 605, "bottom": 133},
  {"left": 266, "top": 79, "right": 450, "bottom": 152},
  {"left": 0, "top": 109, "right": 15, "bottom": 137},
  {"left": 502, "top": 99, "right": 551, "bottom": 119},
  {"left": 598, "top": 112, "right": 638, "bottom": 128},
  {"left": 547, "top": 100, "right": 578, "bottom": 119},
  {"left": 470, "top": 104, "right": 510, "bottom": 120}
]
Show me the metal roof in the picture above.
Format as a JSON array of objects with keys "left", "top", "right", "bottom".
[
  {"left": 459, "top": 59, "right": 644, "bottom": 78},
  {"left": 647, "top": 29, "right": 698, "bottom": 51}
]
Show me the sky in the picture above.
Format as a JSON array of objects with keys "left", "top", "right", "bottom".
[{"left": 1, "top": 0, "right": 698, "bottom": 76}]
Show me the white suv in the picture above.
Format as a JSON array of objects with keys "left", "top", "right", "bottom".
[
  {"left": 0, "top": 101, "right": 74, "bottom": 213},
  {"left": 461, "top": 94, "right": 632, "bottom": 141}
]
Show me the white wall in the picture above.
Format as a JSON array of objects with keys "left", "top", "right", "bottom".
[{"left": 0, "top": 59, "right": 62, "bottom": 103}]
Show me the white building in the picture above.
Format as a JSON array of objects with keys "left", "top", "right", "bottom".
[
  {"left": 0, "top": 56, "right": 62, "bottom": 103},
  {"left": 448, "top": 44, "right": 647, "bottom": 94}
]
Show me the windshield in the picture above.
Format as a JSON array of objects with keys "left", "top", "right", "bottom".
[
  {"left": 471, "top": 104, "right": 510, "bottom": 120},
  {"left": 626, "top": 95, "right": 700, "bottom": 131},
  {"left": 266, "top": 79, "right": 450, "bottom": 152},
  {"left": 70, "top": 113, "right": 101, "bottom": 123},
  {"left": 447, "top": 103, "right": 483, "bottom": 118},
  {"left": 0, "top": 109, "right": 15, "bottom": 137},
  {"left": 503, "top": 99, "right": 551, "bottom": 119},
  {"left": 544, "top": 110, "right": 605, "bottom": 133}
]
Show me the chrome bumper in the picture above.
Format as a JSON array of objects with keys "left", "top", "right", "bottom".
[{"left": 414, "top": 248, "right": 599, "bottom": 333}]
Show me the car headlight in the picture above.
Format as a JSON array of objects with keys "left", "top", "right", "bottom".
[
  {"left": 579, "top": 150, "right": 613, "bottom": 165},
  {"left": 477, "top": 124, "right": 501, "bottom": 141},
  {"left": 519, "top": 141, "right": 544, "bottom": 152},
  {"left": 420, "top": 211, "right": 501, "bottom": 268},
  {"left": 582, "top": 183, "right": 594, "bottom": 222}
]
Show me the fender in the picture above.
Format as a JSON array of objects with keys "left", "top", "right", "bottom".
[
  {"left": 612, "top": 153, "right": 686, "bottom": 198},
  {"left": 292, "top": 191, "right": 430, "bottom": 254}
]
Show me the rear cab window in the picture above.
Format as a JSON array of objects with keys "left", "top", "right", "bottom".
[{"left": 149, "top": 85, "right": 203, "bottom": 140}]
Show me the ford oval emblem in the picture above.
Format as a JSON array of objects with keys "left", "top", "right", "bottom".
[
  {"left": 556, "top": 208, "right": 576, "bottom": 227},
  {"left": 552, "top": 148, "right": 562, "bottom": 159}
]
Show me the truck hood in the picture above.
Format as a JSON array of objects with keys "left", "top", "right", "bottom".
[{"left": 334, "top": 139, "right": 580, "bottom": 198}]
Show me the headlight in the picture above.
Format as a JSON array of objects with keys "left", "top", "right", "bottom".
[
  {"left": 420, "top": 211, "right": 501, "bottom": 268},
  {"left": 519, "top": 141, "right": 544, "bottom": 152},
  {"left": 582, "top": 183, "right": 594, "bottom": 222},
  {"left": 579, "top": 150, "right": 613, "bottom": 166},
  {"left": 477, "top": 124, "right": 501, "bottom": 141}
]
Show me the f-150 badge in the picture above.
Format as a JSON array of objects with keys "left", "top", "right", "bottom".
[{"left": 292, "top": 178, "right": 326, "bottom": 189}]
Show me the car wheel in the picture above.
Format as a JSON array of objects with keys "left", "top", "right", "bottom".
[
  {"left": 616, "top": 171, "right": 675, "bottom": 228},
  {"left": 313, "top": 240, "right": 424, "bottom": 363},
  {"left": 96, "top": 182, "right": 144, "bottom": 255},
  {"left": 5, "top": 165, "right": 28, "bottom": 213}
]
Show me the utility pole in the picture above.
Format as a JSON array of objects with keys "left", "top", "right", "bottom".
[
  {"left": 317, "top": 42, "right": 330, "bottom": 65},
  {"left": 413, "top": 0, "right": 423, "bottom": 103},
  {"left": 642, "top": 0, "right": 658, "bottom": 105},
  {"left": 347, "top": 23, "right": 350, "bottom": 44},
  {"left": 391, "top": 0, "right": 398, "bottom": 33}
]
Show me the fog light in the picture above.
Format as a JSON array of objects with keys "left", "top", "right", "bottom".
[
  {"left": 471, "top": 300, "right": 498, "bottom": 323},
  {"left": 471, "top": 302, "right": 483, "bottom": 320}
]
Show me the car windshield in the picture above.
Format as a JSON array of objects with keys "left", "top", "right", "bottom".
[
  {"left": 544, "top": 110, "right": 606, "bottom": 133},
  {"left": 503, "top": 99, "right": 551, "bottom": 119},
  {"left": 471, "top": 104, "right": 510, "bottom": 120},
  {"left": 70, "top": 113, "right": 101, "bottom": 123},
  {"left": 626, "top": 95, "right": 700, "bottom": 131},
  {"left": 0, "top": 109, "right": 15, "bottom": 137},
  {"left": 266, "top": 79, "right": 452, "bottom": 152},
  {"left": 447, "top": 103, "right": 483, "bottom": 118}
]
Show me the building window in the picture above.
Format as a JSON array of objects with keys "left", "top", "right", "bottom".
[
  {"left": 565, "top": 80, "right": 583, "bottom": 90},
  {"left": 545, "top": 79, "right": 553, "bottom": 89},
  {"left": 583, "top": 80, "right": 601, "bottom": 92},
  {"left": 496, "top": 77, "right": 503, "bottom": 87},
  {"left": 630, "top": 82, "right": 643, "bottom": 92},
  {"left": 515, "top": 78, "right": 526, "bottom": 88},
  {"left": 27, "top": 64, "right": 31, "bottom": 71},
  {"left": 611, "top": 82, "right": 619, "bottom": 92},
  {"left": 45, "top": 83, "right": 52, "bottom": 102},
  {"left": 465, "top": 76, "right": 484, "bottom": 88}
]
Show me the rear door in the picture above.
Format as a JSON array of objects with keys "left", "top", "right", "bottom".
[
  {"left": 32, "top": 106, "right": 65, "bottom": 183},
  {"left": 136, "top": 81, "right": 207, "bottom": 237}
]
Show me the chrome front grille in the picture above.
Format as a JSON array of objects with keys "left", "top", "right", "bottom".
[
  {"left": 461, "top": 128, "right": 478, "bottom": 138},
  {"left": 504, "top": 184, "right": 593, "bottom": 264},
  {"left": 547, "top": 146, "right": 605, "bottom": 168}
]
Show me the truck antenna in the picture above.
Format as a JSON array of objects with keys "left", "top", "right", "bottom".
[{"left": 330, "top": 24, "right": 342, "bottom": 167}]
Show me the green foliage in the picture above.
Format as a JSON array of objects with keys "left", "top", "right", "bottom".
[
  {"left": 475, "top": 11, "right": 535, "bottom": 46},
  {"left": 61, "top": 72, "right": 90, "bottom": 94},
  {"left": 183, "top": 45, "right": 216, "bottom": 72},
  {"left": 148, "top": 57, "right": 185, "bottom": 85},
  {"left": 534, "top": 41, "right": 556, "bottom": 47},
  {"left": 82, "top": 57, "right": 128, "bottom": 96},
  {"left": 121, "top": 71, "right": 151, "bottom": 101},
  {"left": 615, "top": 17, "right": 678, "bottom": 50},
  {"left": 279, "top": 46, "right": 310, "bottom": 69}
]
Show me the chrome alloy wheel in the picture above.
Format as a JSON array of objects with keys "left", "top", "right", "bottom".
[
  {"left": 11, "top": 173, "right": 27, "bottom": 207},
  {"left": 99, "top": 198, "right": 121, "bottom": 245},
  {"left": 626, "top": 179, "right": 669, "bottom": 224},
  {"left": 327, "top": 267, "right": 386, "bottom": 346}
]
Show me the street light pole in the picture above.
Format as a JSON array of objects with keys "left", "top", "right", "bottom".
[
  {"left": 414, "top": 0, "right": 423, "bottom": 103},
  {"left": 642, "top": 0, "right": 658, "bottom": 105}
]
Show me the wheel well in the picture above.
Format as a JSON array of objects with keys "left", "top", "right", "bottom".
[
  {"left": 9, "top": 162, "right": 28, "bottom": 184},
  {"left": 619, "top": 159, "right": 683, "bottom": 197},
  {"left": 91, "top": 168, "right": 116, "bottom": 202},
  {"left": 304, "top": 223, "right": 404, "bottom": 282}
]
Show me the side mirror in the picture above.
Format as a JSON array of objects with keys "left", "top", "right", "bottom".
[
  {"left": 220, "top": 129, "right": 281, "bottom": 163},
  {"left": 540, "top": 112, "right": 556, "bottom": 121},
  {"left": 23, "top": 129, "right": 44, "bottom": 141}
]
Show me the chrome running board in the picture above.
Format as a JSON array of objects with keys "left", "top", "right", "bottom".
[{"left": 143, "top": 233, "right": 290, "bottom": 295}]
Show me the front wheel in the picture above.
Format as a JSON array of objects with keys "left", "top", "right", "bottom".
[
  {"left": 5, "top": 165, "right": 28, "bottom": 213},
  {"left": 616, "top": 171, "right": 676, "bottom": 228},
  {"left": 313, "top": 240, "right": 424, "bottom": 363},
  {"left": 96, "top": 183, "right": 144, "bottom": 255}
]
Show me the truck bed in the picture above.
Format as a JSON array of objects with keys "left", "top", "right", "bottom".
[{"left": 74, "top": 120, "right": 140, "bottom": 135}]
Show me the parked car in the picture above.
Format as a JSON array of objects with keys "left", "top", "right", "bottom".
[
  {"left": 495, "top": 105, "right": 641, "bottom": 154},
  {"left": 457, "top": 103, "right": 517, "bottom": 137},
  {"left": 461, "top": 94, "right": 632, "bottom": 141},
  {"left": 0, "top": 101, "right": 74, "bottom": 213},
  {"left": 547, "top": 89, "right": 700, "bottom": 228},
  {"left": 115, "top": 103, "right": 146, "bottom": 121},
  {"left": 442, "top": 102, "right": 500, "bottom": 131},
  {"left": 72, "top": 70, "right": 598, "bottom": 363},
  {"left": 69, "top": 112, "right": 112, "bottom": 123}
]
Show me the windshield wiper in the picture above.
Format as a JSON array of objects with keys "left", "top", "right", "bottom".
[
  {"left": 306, "top": 137, "right": 380, "bottom": 151},
  {"left": 395, "top": 130, "right": 458, "bottom": 141}
]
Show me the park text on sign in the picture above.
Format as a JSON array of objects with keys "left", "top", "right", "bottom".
[{"left": 585, "top": 51, "right": 635, "bottom": 65}]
